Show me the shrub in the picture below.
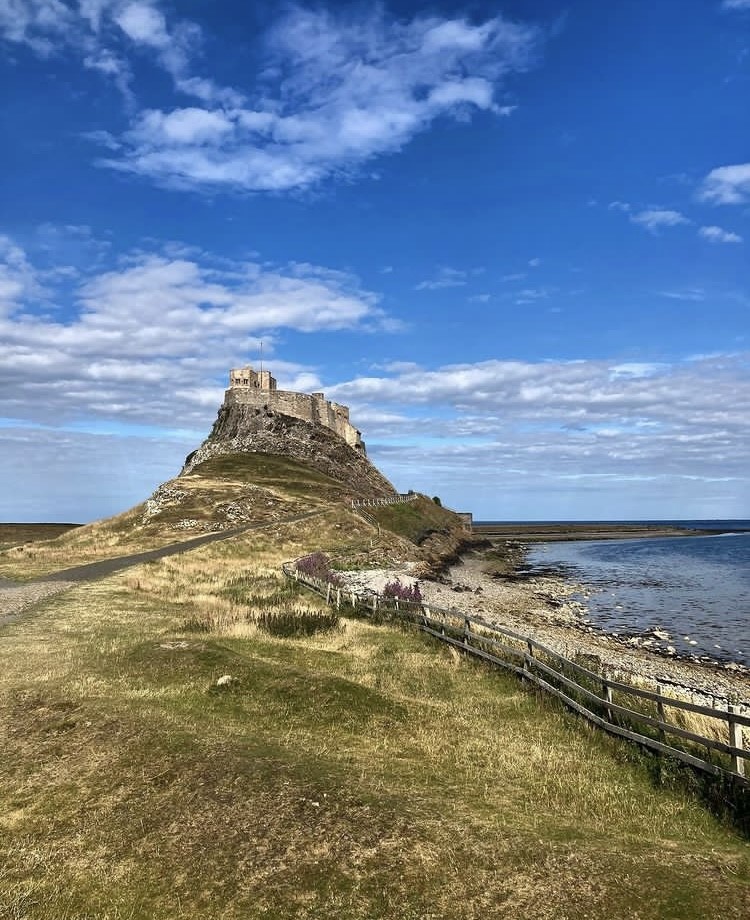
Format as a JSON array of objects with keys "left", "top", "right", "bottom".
[
  {"left": 382, "top": 579, "right": 422, "bottom": 603},
  {"left": 181, "top": 616, "right": 211, "bottom": 633},
  {"left": 295, "top": 552, "right": 342, "bottom": 586},
  {"left": 432, "top": 495, "right": 442, "bottom": 506},
  {"left": 256, "top": 608, "right": 341, "bottom": 638}
]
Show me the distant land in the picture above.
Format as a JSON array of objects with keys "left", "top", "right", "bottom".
[{"left": 472, "top": 521, "right": 728, "bottom": 542}]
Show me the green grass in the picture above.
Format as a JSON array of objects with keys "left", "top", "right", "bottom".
[
  {"left": 369, "top": 495, "right": 465, "bottom": 544},
  {"left": 190, "top": 452, "right": 350, "bottom": 502},
  {"left": 1, "top": 526, "right": 749, "bottom": 918}
]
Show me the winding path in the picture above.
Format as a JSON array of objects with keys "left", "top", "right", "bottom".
[{"left": 0, "top": 510, "right": 324, "bottom": 625}]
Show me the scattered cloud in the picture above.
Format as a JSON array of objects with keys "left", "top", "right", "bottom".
[
  {"left": 415, "top": 267, "right": 468, "bottom": 291},
  {"left": 722, "top": 1, "right": 750, "bottom": 10},
  {"left": 468, "top": 293, "right": 491, "bottom": 303},
  {"left": 500, "top": 272, "right": 526, "bottom": 282},
  {"left": 0, "top": 233, "right": 388, "bottom": 428},
  {"left": 515, "top": 287, "right": 549, "bottom": 305},
  {"left": 89, "top": 5, "right": 541, "bottom": 192},
  {"left": 699, "top": 225, "right": 743, "bottom": 244},
  {"left": 630, "top": 208, "right": 690, "bottom": 232},
  {"left": 607, "top": 200, "right": 631, "bottom": 213},
  {"left": 328, "top": 356, "right": 750, "bottom": 501},
  {"left": 659, "top": 288, "right": 706, "bottom": 301},
  {"left": 699, "top": 163, "right": 750, "bottom": 204},
  {"left": 528, "top": 257, "right": 541, "bottom": 266}
]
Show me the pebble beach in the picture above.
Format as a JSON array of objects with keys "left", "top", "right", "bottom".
[{"left": 337, "top": 550, "right": 750, "bottom": 708}]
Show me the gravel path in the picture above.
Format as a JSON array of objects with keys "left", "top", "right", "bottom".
[{"left": 0, "top": 509, "right": 324, "bottom": 625}]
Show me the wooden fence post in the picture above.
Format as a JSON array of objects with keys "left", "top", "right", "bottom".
[
  {"left": 372, "top": 595, "right": 378, "bottom": 614},
  {"left": 326, "top": 583, "right": 331, "bottom": 604},
  {"left": 729, "top": 704, "right": 745, "bottom": 778},
  {"left": 336, "top": 588, "right": 341, "bottom": 610},
  {"left": 464, "top": 617, "right": 471, "bottom": 647},
  {"left": 656, "top": 685, "right": 667, "bottom": 742},
  {"left": 521, "top": 639, "right": 533, "bottom": 680},
  {"left": 604, "top": 682, "right": 614, "bottom": 723}
]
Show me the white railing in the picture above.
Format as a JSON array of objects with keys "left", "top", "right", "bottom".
[{"left": 351, "top": 493, "right": 418, "bottom": 509}]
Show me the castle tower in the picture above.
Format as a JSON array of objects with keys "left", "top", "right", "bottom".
[
  {"left": 224, "top": 366, "right": 364, "bottom": 453},
  {"left": 229, "top": 366, "right": 277, "bottom": 391}
]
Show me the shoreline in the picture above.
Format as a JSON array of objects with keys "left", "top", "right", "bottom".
[
  {"left": 336, "top": 546, "right": 750, "bottom": 708},
  {"left": 472, "top": 522, "right": 726, "bottom": 542}
]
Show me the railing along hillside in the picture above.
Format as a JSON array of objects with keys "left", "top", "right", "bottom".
[
  {"left": 282, "top": 562, "right": 749, "bottom": 786},
  {"left": 351, "top": 493, "right": 418, "bottom": 508}
]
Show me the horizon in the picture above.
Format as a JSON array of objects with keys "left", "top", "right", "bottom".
[{"left": 2, "top": 0, "right": 749, "bottom": 522}]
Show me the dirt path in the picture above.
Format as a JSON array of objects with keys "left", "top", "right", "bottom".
[{"left": 0, "top": 510, "right": 324, "bottom": 625}]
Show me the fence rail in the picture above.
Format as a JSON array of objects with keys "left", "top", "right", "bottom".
[
  {"left": 351, "top": 493, "right": 418, "bottom": 508},
  {"left": 282, "top": 561, "right": 749, "bottom": 785}
]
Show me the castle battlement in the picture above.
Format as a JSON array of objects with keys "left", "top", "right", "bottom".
[{"left": 226, "top": 367, "right": 365, "bottom": 453}]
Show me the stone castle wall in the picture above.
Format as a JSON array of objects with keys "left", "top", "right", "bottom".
[{"left": 225, "top": 367, "right": 364, "bottom": 452}]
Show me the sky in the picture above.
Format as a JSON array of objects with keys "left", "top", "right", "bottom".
[{"left": 1, "top": 0, "right": 749, "bottom": 523}]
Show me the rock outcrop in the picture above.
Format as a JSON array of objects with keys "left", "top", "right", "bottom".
[{"left": 181, "top": 401, "right": 397, "bottom": 499}]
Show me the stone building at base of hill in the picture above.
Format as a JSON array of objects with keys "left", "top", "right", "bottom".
[{"left": 225, "top": 366, "right": 365, "bottom": 453}]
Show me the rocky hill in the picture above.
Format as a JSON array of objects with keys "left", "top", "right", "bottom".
[
  {"left": 0, "top": 384, "right": 475, "bottom": 578},
  {"left": 182, "top": 400, "right": 396, "bottom": 499}
]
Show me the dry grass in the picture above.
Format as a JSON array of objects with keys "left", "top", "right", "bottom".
[
  {"left": 0, "top": 523, "right": 81, "bottom": 553},
  {"left": 1, "top": 518, "right": 749, "bottom": 919}
]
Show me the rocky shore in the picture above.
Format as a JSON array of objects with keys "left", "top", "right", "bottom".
[{"left": 336, "top": 549, "right": 750, "bottom": 708}]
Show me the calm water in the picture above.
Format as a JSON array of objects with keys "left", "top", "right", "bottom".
[{"left": 524, "top": 522, "right": 750, "bottom": 666}]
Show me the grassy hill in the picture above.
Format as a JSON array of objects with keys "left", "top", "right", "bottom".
[
  {"left": 1, "top": 519, "right": 748, "bottom": 918},
  {"left": 0, "top": 454, "right": 470, "bottom": 581}
]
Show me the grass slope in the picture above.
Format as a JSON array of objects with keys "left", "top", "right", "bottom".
[
  {"left": 0, "top": 460, "right": 468, "bottom": 582},
  {"left": 0, "top": 454, "right": 352, "bottom": 581},
  {"left": 1, "top": 519, "right": 748, "bottom": 919}
]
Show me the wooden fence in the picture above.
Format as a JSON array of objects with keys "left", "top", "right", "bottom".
[
  {"left": 351, "top": 493, "right": 418, "bottom": 508},
  {"left": 282, "top": 562, "right": 749, "bottom": 786}
]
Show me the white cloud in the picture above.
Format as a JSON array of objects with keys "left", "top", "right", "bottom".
[
  {"left": 99, "top": 6, "right": 540, "bottom": 192},
  {"left": 608, "top": 200, "right": 631, "bottom": 213},
  {"left": 327, "top": 356, "right": 750, "bottom": 512},
  {"left": 699, "top": 163, "right": 750, "bottom": 205},
  {"left": 722, "top": 1, "right": 750, "bottom": 10},
  {"left": 659, "top": 288, "right": 706, "bottom": 301},
  {"left": 0, "top": 234, "right": 47, "bottom": 313},
  {"left": 0, "top": 0, "right": 239, "bottom": 104},
  {"left": 415, "top": 267, "right": 468, "bottom": 291},
  {"left": 0, "top": 235, "right": 388, "bottom": 428},
  {"left": 699, "top": 225, "right": 743, "bottom": 244},
  {"left": 630, "top": 209, "right": 690, "bottom": 232},
  {"left": 2, "top": 4, "right": 541, "bottom": 193},
  {"left": 115, "top": 2, "right": 168, "bottom": 46},
  {"left": 528, "top": 257, "right": 541, "bottom": 266}
]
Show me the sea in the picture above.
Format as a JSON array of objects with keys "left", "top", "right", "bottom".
[{"left": 483, "top": 521, "right": 750, "bottom": 668}]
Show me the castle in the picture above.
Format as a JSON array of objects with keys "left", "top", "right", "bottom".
[{"left": 225, "top": 367, "right": 365, "bottom": 453}]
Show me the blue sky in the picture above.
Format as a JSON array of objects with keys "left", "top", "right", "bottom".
[{"left": 1, "top": 0, "right": 749, "bottom": 522}]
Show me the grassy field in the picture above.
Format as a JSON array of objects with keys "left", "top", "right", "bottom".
[
  {"left": 1, "top": 520, "right": 749, "bottom": 919},
  {"left": 0, "top": 523, "right": 81, "bottom": 553}
]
